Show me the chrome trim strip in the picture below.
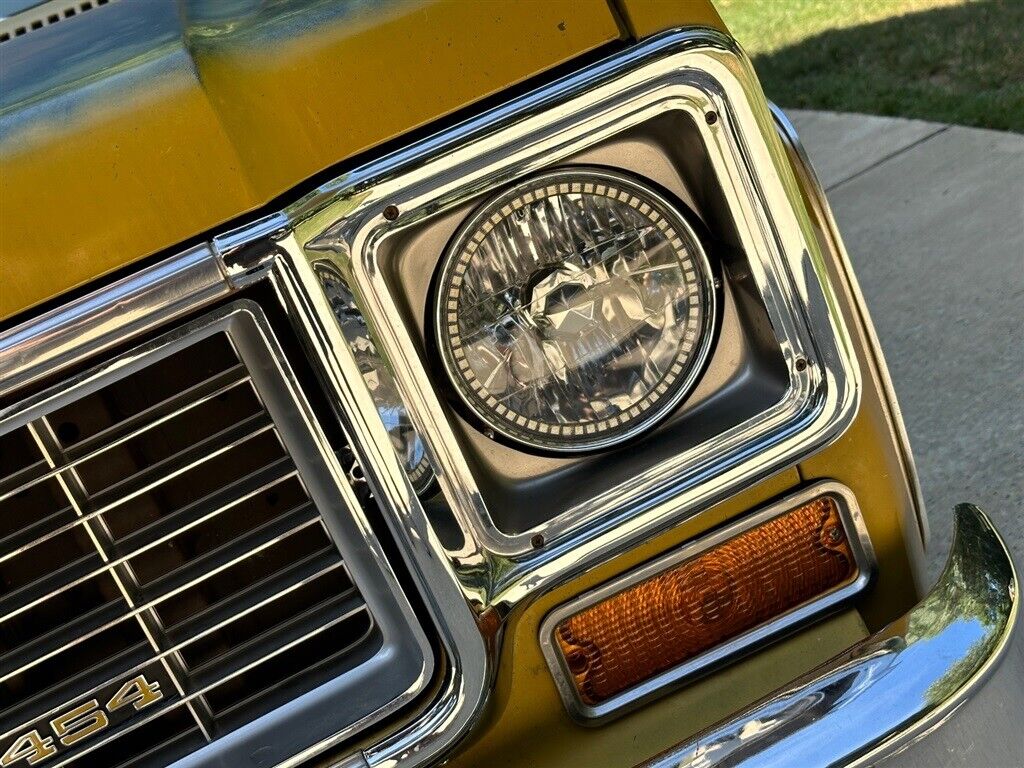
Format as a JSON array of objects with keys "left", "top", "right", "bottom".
[
  {"left": 636, "top": 503, "right": 1019, "bottom": 768},
  {"left": 0, "top": 245, "right": 229, "bottom": 398},
  {"left": 539, "top": 482, "right": 876, "bottom": 723},
  {"left": 314, "top": 261, "right": 433, "bottom": 493},
  {"left": 770, "top": 103, "right": 930, "bottom": 550},
  {"left": 238, "top": 241, "right": 492, "bottom": 768}
]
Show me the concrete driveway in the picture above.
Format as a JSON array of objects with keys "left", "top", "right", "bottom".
[{"left": 788, "top": 110, "right": 1024, "bottom": 583}]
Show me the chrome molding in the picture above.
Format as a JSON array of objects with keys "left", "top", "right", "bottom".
[
  {"left": 637, "top": 503, "right": 1019, "bottom": 768},
  {"left": 314, "top": 261, "right": 433, "bottom": 493},
  {"left": 238, "top": 242, "right": 492, "bottom": 768},
  {"left": 0, "top": 28, "right": 870, "bottom": 768},
  {"left": 539, "top": 482, "right": 876, "bottom": 723},
  {"left": 0, "top": 245, "right": 229, "bottom": 398}
]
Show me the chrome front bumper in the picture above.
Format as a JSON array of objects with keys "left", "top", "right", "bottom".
[{"left": 638, "top": 504, "right": 1020, "bottom": 768}]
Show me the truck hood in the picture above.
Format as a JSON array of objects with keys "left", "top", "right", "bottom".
[{"left": 0, "top": 0, "right": 622, "bottom": 320}]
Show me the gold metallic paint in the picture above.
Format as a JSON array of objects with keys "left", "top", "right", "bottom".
[
  {"left": 0, "top": 0, "right": 621, "bottom": 321},
  {"left": 791, "top": 184, "right": 930, "bottom": 630}
]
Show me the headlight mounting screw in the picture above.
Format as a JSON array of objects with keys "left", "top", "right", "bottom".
[
  {"left": 705, "top": 110, "right": 718, "bottom": 125},
  {"left": 383, "top": 204, "right": 400, "bottom": 221},
  {"left": 531, "top": 533, "right": 545, "bottom": 550},
  {"left": 795, "top": 357, "right": 809, "bottom": 372}
]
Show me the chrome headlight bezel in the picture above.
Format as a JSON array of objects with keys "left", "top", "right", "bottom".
[{"left": 303, "top": 32, "right": 860, "bottom": 563}]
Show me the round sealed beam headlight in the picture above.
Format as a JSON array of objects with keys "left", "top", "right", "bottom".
[{"left": 435, "top": 167, "right": 717, "bottom": 452}]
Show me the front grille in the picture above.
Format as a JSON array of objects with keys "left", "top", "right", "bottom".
[{"left": 0, "top": 303, "right": 429, "bottom": 767}]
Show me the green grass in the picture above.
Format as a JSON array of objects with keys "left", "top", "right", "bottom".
[{"left": 716, "top": 0, "right": 1024, "bottom": 132}]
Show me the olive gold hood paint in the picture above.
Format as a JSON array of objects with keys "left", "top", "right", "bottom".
[{"left": 0, "top": 0, "right": 626, "bottom": 320}]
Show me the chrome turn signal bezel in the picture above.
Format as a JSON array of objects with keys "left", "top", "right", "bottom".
[{"left": 539, "top": 482, "right": 876, "bottom": 723}]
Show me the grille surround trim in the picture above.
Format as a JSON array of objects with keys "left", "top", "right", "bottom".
[{"left": 0, "top": 301, "right": 433, "bottom": 767}]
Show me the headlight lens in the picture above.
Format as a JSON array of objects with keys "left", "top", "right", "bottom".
[{"left": 435, "top": 168, "right": 716, "bottom": 452}]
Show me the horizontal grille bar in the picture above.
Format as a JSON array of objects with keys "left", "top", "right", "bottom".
[
  {"left": 0, "top": 455, "right": 296, "bottom": 569},
  {"left": 2, "top": 579, "right": 365, "bottom": 738},
  {"left": 2, "top": 555, "right": 347, "bottom": 685},
  {"left": 0, "top": 469, "right": 309, "bottom": 623},
  {"left": 84, "top": 413, "right": 275, "bottom": 513},
  {"left": 0, "top": 366, "right": 251, "bottom": 505}
]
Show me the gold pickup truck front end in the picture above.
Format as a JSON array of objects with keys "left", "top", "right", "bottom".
[{"left": 0, "top": 3, "right": 1017, "bottom": 768}]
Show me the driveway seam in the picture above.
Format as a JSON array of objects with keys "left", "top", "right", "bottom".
[{"left": 825, "top": 125, "right": 951, "bottom": 193}]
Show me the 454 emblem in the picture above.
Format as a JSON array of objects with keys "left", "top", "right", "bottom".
[{"left": 2, "top": 674, "right": 164, "bottom": 765}]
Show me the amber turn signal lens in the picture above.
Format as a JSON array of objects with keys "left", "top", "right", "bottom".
[{"left": 554, "top": 496, "right": 856, "bottom": 705}]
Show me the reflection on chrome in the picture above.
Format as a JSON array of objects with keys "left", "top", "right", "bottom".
[
  {"left": 314, "top": 262, "right": 434, "bottom": 493},
  {"left": 638, "top": 504, "right": 1019, "bottom": 768},
  {"left": 435, "top": 168, "right": 716, "bottom": 452}
]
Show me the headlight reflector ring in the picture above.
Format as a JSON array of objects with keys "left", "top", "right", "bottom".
[{"left": 435, "top": 168, "right": 716, "bottom": 452}]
